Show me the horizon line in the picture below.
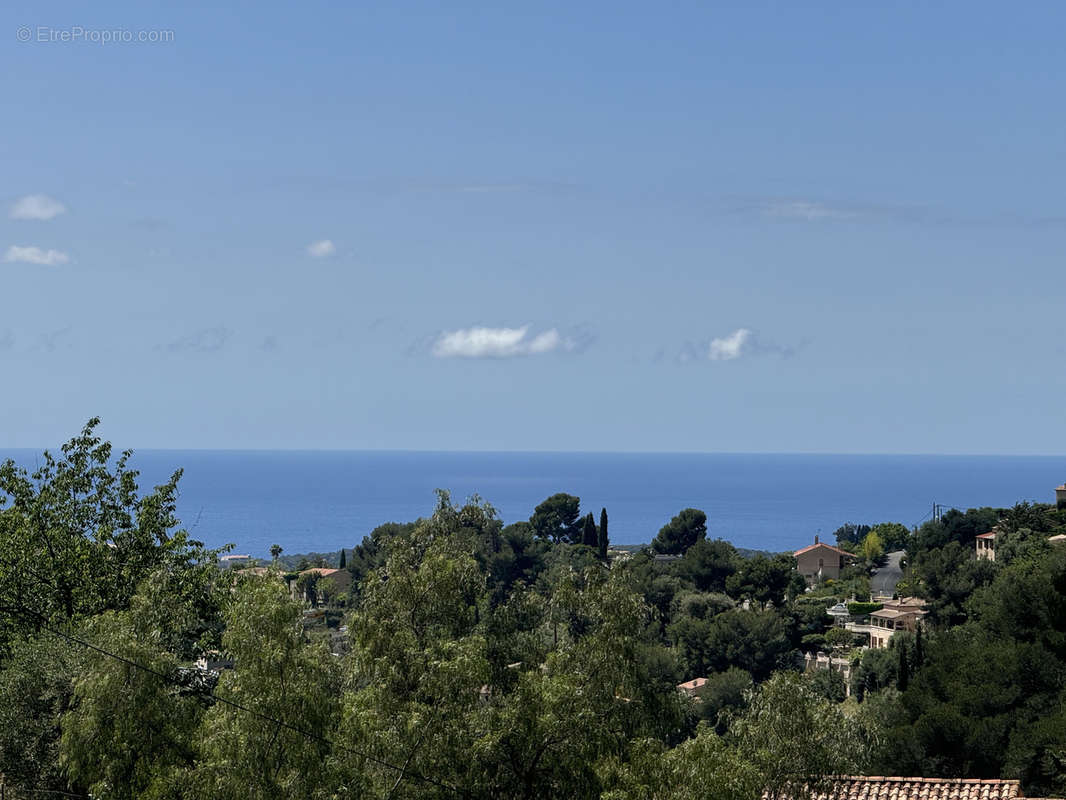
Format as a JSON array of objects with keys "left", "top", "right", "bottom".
[{"left": 2, "top": 445, "right": 1063, "bottom": 459}]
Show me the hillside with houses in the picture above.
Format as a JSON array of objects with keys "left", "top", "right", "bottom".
[{"left": 2, "top": 426, "right": 1066, "bottom": 799}]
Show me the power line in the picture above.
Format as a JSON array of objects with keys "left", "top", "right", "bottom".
[{"left": 3, "top": 604, "right": 462, "bottom": 797}]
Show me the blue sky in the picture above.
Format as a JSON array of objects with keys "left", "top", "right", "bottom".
[{"left": 3, "top": 1, "right": 1065, "bottom": 453}]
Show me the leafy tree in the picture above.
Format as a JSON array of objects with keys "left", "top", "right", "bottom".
[
  {"left": 673, "top": 538, "right": 739, "bottom": 593},
  {"left": 598, "top": 726, "right": 762, "bottom": 800},
  {"left": 851, "top": 646, "right": 898, "bottom": 700},
  {"left": 347, "top": 520, "right": 415, "bottom": 591},
  {"left": 861, "top": 530, "right": 885, "bottom": 563},
  {"left": 195, "top": 577, "right": 345, "bottom": 799},
  {"left": 0, "top": 418, "right": 221, "bottom": 655},
  {"left": 993, "top": 527, "right": 1052, "bottom": 567},
  {"left": 913, "top": 506, "right": 1002, "bottom": 552},
  {"left": 808, "top": 668, "right": 847, "bottom": 703},
  {"left": 485, "top": 521, "right": 549, "bottom": 605},
  {"left": 907, "top": 541, "right": 998, "bottom": 626},
  {"left": 869, "top": 522, "right": 910, "bottom": 552},
  {"left": 270, "top": 543, "right": 282, "bottom": 562},
  {"left": 651, "top": 508, "right": 708, "bottom": 555},
  {"left": 340, "top": 496, "right": 491, "bottom": 798},
  {"left": 672, "top": 591, "right": 735, "bottom": 621},
  {"left": 530, "top": 493, "right": 582, "bottom": 544},
  {"left": 0, "top": 632, "right": 85, "bottom": 797},
  {"left": 703, "top": 609, "right": 794, "bottom": 681},
  {"left": 725, "top": 554, "right": 796, "bottom": 608},
  {"left": 729, "top": 671, "right": 873, "bottom": 800},
  {"left": 823, "top": 626, "right": 854, "bottom": 651},
  {"left": 60, "top": 583, "right": 208, "bottom": 800},
  {"left": 695, "top": 667, "right": 753, "bottom": 733}
]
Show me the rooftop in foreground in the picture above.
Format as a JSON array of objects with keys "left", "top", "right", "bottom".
[{"left": 798, "top": 776, "right": 1038, "bottom": 800}]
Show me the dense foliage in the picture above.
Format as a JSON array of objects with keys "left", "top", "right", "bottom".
[{"left": 2, "top": 423, "right": 1065, "bottom": 798}]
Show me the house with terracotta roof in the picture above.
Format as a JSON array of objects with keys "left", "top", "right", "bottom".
[
  {"left": 793, "top": 537, "right": 855, "bottom": 584},
  {"left": 792, "top": 775, "right": 1046, "bottom": 800},
  {"left": 676, "top": 677, "right": 708, "bottom": 698},
  {"left": 867, "top": 597, "right": 927, "bottom": 649}
]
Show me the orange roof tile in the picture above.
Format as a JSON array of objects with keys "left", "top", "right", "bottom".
[
  {"left": 793, "top": 542, "right": 854, "bottom": 558},
  {"left": 677, "top": 677, "right": 709, "bottom": 691},
  {"left": 782, "top": 776, "right": 1028, "bottom": 800}
]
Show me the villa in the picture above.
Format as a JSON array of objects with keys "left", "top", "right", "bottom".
[
  {"left": 868, "top": 597, "right": 927, "bottom": 649},
  {"left": 793, "top": 537, "right": 855, "bottom": 584}
]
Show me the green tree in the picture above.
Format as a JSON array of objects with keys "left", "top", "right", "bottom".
[
  {"left": 598, "top": 507, "right": 609, "bottom": 559},
  {"left": 340, "top": 498, "right": 491, "bottom": 798},
  {"left": 270, "top": 543, "right": 283, "bottom": 563},
  {"left": 0, "top": 418, "right": 221, "bottom": 654},
  {"left": 869, "top": 522, "right": 910, "bottom": 552},
  {"left": 195, "top": 577, "right": 345, "bottom": 799},
  {"left": 673, "top": 538, "right": 739, "bottom": 593},
  {"left": 729, "top": 671, "right": 873, "bottom": 800},
  {"left": 0, "top": 632, "right": 85, "bottom": 797},
  {"left": 725, "top": 554, "right": 796, "bottom": 608},
  {"left": 703, "top": 609, "right": 794, "bottom": 682},
  {"left": 338, "top": 547, "right": 346, "bottom": 568},
  {"left": 695, "top": 667, "right": 753, "bottom": 733},
  {"left": 651, "top": 509, "right": 708, "bottom": 555},
  {"left": 861, "top": 530, "right": 884, "bottom": 563},
  {"left": 59, "top": 584, "right": 208, "bottom": 800},
  {"left": 598, "top": 726, "right": 762, "bottom": 800},
  {"left": 833, "top": 523, "right": 871, "bottom": 547},
  {"left": 582, "top": 512, "right": 598, "bottom": 547},
  {"left": 530, "top": 493, "right": 582, "bottom": 544},
  {"left": 808, "top": 668, "right": 847, "bottom": 703},
  {"left": 897, "top": 640, "right": 909, "bottom": 691}
]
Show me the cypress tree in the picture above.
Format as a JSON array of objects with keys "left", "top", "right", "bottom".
[
  {"left": 339, "top": 548, "right": 347, "bottom": 568},
  {"left": 897, "top": 641, "right": 910, "bottom": 691},
  {"left": 914, "top": 625, "right": 925, "bottom": 668},
  {"left": 582, "top": 513, "right": 598, "bottom": 547},
  {"left": 598, "top": 507, "right": 609, "bottom": 559}
]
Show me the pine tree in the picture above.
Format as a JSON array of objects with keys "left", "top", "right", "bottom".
[
  {"left": 598, "top": 507, "right": 609, "bottom": 559},
  {"left": 339, "top": 548, "right": 347, "bottom": 569}
]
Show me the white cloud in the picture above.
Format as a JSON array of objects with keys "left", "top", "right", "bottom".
[
  {"left": 306, "top": 239, "right": 336, "bottom": 257},
  {"left": 4, "top": 245, "right": 70, "bottom": 266},
  {"left": 432, "top": 325, "right": 571, "bottom": 358},
  {"left": 10, "top": 194, "right": 66, "bottom": 221},
  {"left": 762, "top": 201, "right": 856, "bottom": 221},
  {"left": 708, "top": 328, "right": 752, "bottom": 361}
]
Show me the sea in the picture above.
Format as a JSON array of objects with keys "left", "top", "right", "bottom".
[{"left": 1, "top": 450, "right": 1062, "bottom": 558}]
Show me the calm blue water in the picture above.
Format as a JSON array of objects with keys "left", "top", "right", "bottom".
[{"left": 1, "top": 450, "right": 1062, "bottom": 557}]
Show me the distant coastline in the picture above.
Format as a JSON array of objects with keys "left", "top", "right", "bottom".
[{"left": 3, "top": 449, "right": 1061, "bottom": 558}]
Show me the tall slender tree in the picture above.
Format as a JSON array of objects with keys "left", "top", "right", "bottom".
[
  {"left": 598, "top": 508, "right": 609, "bottom": 559},
  {"left": 582, "top": 513, "right": 598, "bottom": 547},
  {"left": 339, "top": 548, "right": 346, "bottom": 569}
]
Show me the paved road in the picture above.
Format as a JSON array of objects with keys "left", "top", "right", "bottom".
[{"left": 871, "top": 550, "right": 905, "bottom": 598}]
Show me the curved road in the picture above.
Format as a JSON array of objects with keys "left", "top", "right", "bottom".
[{"left": 871, "top": 550, "right": 904, "bottom": 598}]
